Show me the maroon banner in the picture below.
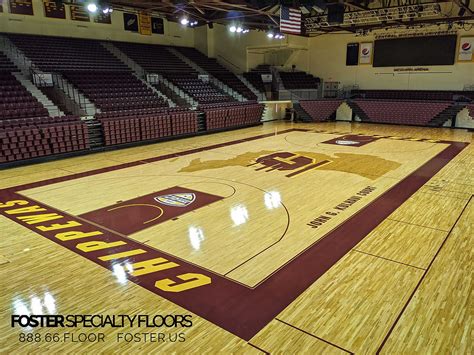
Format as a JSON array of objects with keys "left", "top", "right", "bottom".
[
  {"left": 43, "top": 0, "right": 65, "bottom": 19},
  {"left": 9, "top": 0, "right": 33, "bottom": 15},
  {"left": 70, "top": 4, "right": 89, "bottom": 22}
]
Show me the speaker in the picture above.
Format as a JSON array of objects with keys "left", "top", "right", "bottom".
[
  {"left": 208, "top": 22, "right": 214, "bottom": 29},
  {"left": 327, "top": 4, "right": 345, "bottom": 24}
]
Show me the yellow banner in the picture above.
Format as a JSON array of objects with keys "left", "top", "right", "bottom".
[{"left": 139, "top": 12, "right": 152, "bottom": 36}]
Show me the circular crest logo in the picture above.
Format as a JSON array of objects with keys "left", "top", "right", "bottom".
[
  {"left": 362, "top": 48, "right": 370, "bottom": 55},
  {"left": 461, "top": 42, "right": 471, "bottom": 51}
]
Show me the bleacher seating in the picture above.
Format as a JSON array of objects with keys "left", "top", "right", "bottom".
[
  {"left": 113, "top": 42, "right": 235, "bottom": 104},
  {"left": 8, "top": 34, "right": 128, "bottom": 71},
  {"left": 466, "top": 104, "right": 474, "bottom": 118},
  {"left": 354, "top": 100, "right": 451, "bottom": 126},
  {"left": 300, "top": 100, "right": 342, "bottom": 121},
  {"left": 8, "top": 34, "right": 169, "bottom": 115},
  {"left": 200, "top": 102, "right": 264, "bottom": 130},
  {"left": 280, "top": 71, "right": 320, "bottom": 90},
  {"left": 165, "top": 73, "right": 232, "bottom": 104},
  {"left": 0, "top": 116, "right": 88, "bottom": 163},
  {"left": 98, "top": 111, "right": 198, "bottom": 146},
  {"left": 0, "top": 52, "right": 19, "bottom": 72},
  {"left": 0, "top": 72, "right": 49, "bottom": 119},
  {"left": 243, "top": 65, "right": 271, "bottom": 93},
  {"left": 175, "top": 47, "right": 257, "bottom": 100},
  {"left": 62, "top": 71, "right": 168, "bottom": 111},
  {"left": 352, "top": 90, "right": 474, "bottom": 101}
]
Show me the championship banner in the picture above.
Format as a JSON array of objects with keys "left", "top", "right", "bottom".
[
  {"left": 458, "top": 36, "right": 474, "bottom": 62},
  {"left": 123, "top": 12, "right": 138, "bottom": 32},
  {"left": 9, "top": 0, "right": 33, "bottom": 15},
  {"left": 43, "top": 0, "right": 65, "bottom": 19},
  {"left": 359, "top": 42, "right": 373, "bottom": 65},
  {"left": 94, "top": 11, "right": 111, "bottom": 24},
  {"left": 70, "top": 5, "right": 90, "bottom": 22},
  {"left": 139, "top": 12, "right": 152, "bottom": 36},
  {"left": 151, "top": 17, "right": 164, "bottom": 34}
]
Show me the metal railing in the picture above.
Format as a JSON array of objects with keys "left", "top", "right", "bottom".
[{"left": 52, "top": 73, "right": 93, "bottom": 114}]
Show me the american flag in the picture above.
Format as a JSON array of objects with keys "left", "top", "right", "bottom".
[{"left": 280, "top": 6, "right": 301, "bottom": 34}]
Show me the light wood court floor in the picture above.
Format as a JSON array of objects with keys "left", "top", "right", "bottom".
[{"left": 0, "top": 121, "right": 472, "bottom": 353}]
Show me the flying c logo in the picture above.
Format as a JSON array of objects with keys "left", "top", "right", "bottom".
[{"left": 249, "top": 152, "right": 331, "bottom": 178}]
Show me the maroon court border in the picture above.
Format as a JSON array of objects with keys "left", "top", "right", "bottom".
[{"left": 0, "top": 128, "right": 468, "bottom": 340}]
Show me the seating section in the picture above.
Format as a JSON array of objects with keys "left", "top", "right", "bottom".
[
  {"left": 200, "top": 102, "right": 264, "bottom": 130},
  {"left": 114, "top": 42, "right": 234, "bottom": 104},
  {"left": 8, "top": 34, "right": 170, "bottom": 117},
  {"left": 243, "top": 65, "right": 271, "bottom": 93},
  {"left": 98, "top": 110, "right": 198, "bottom": 146},
  {"left": 8, "top": 34, "right": 128, "bottom": 71},
  {"left": 175, "top": 47, "right": 257, "bottom": 100},
  {"left": 0, "top": 52, "right": 18, "bottom": 72},
  {"left": 467, "top": 104, "right": 474, "bottom": 118},
  {"left": 354, "top": 100, "right": 451, "bottom": 125},
  {"left": 0, "top": 72, "right": 49, "bottom": 119},
  {"left": 300, "top": 100, "right": 342, "bottom": 121},
  {"left": 352, "top": 90, "right": 474, "bottom": 101},
  {"left": 0, "top": 116, "right": 88, "bottom": 163},
  {"left": 280, "top": 71, "right": 320, "bottom": 90},
  {"left": 63, "top": 71, "right": 168, "bottom": 111}
]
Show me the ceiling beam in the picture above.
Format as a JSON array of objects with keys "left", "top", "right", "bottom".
[{"left": 453, "top": 0, "right": 474, "bottom": 15}]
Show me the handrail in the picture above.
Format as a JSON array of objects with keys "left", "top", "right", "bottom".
[{"left": 52, "top": 72, "right": 89, "bottom": 113}]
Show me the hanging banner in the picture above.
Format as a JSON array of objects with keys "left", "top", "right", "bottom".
[
  {"left": 123, "top": 12, "right": 138, "bottom": 32},
  {"left": 139, "top": 12, "right": 152, "bottom": 35},
  {"left": 9, "top": 0, "right": 33, "bottom": 15},
  {"left": 70, "top": 5, "right": 90, "bottom": 22},
  {"left": 359, "top": 42, "right": 373, "bottom": 65},
  {"left": 94, "top": 11, "right": 111, "bottom": 24},
  {"left": 151, "top": 17, "right": 164, "bottom": 34},
  {"left": 458, "top": 36, "right": 474, "bottom": 62},
  {"left": 43, "top": 0, "right": 65, "bottom": 19}
]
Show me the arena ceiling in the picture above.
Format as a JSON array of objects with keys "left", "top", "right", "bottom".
[{"left": 106, "top": 0, "right": 474, "bottom": 34}]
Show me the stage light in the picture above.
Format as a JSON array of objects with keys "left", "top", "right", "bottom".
[
  {"left": 102, "top": 7, "right": 111, "bottom": 14},
  {"left": 236, "top": 26, "right": 243, "bottom": 33},
  {"left": 242, "top": 29, "right": 250, "bottom": 33},
  {"left": 229, "top": 25, "right": 237, "bottom": 32},
  {"left": 87, "top": 3, "right": 98, "bottom": 13},
  {"left": 180, "top": 17, "right": 189, "bottom": 25},
  {"left": 267, "top": 32, "right": 274, "bottom": 38}
]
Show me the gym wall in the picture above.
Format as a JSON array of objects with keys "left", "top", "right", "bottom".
[{"left": 0, "top": 0, "right": 194, "bottom": 47}]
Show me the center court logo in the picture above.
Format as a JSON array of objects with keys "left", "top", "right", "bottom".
[{"left": 154, "top": 193, "right": 196, "bottom": 207}]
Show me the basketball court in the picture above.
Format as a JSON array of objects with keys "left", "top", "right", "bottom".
[
  {"left": 0, "top": 0, "right": 473, "bottom": 353},
  {"left": 1, "top": 121, "right": 472, "bottom": 353}
]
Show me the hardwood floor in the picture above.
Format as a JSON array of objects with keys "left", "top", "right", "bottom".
[{"left": 0, "top": 121, "right": 471, "bottom": 353}]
